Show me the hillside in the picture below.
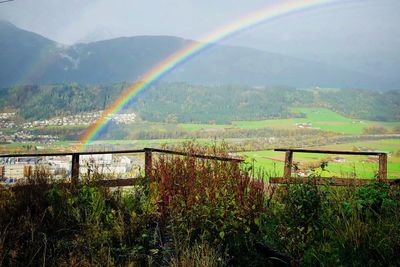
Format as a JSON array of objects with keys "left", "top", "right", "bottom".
[
  {"left": 1, "top": 83, "right": 399, "bottom": 123},
  {"left": 0, "top": 21, "right": 58, "bottom": 86},
  {"left": 131, "top": 84, "right": 400, "bottom": 123},
  {"left": 0, "top": 21, "right": 393, "bottom": 89}
]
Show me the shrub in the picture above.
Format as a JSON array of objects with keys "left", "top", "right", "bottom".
[
  {"left": 153, "top": 143, "right": 265, "bottom": 265},
  {"left": 0, "top": 171, "right": 160, "bottom": 266},
  {"left": 260, "top": 178, "right": 325, "bottom": 264}
]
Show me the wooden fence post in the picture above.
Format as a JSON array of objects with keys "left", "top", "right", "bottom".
[
  {"left": 378, "top": 153, "right": 387, "bottom": 181},
  {"left": 71, "top": 153, "right": 80, "bottom": 185},
  {"left": 144, "top": 148, "right": 153, "bottom": 181},
  {"left": 284, "top": 151, "right": 293, "bottom": 179}
]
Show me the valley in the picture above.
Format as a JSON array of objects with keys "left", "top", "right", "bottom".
[
  {"left": 1, "top": 1, "right": 400, "bottom": 265},
  {"left": 1, "top": 90, "right": 399, "bottom": 180}
]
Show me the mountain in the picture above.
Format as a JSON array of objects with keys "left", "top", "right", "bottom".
[
  {"left": 0, "top": 21, "right": 395, "bottom": 90},
  {"left": 0, "top": 21, "right": 56, "bottom": 86}
]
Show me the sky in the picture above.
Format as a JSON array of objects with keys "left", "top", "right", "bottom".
[{"left": 0, "top": 0, "right": 399, "bottom": 77}]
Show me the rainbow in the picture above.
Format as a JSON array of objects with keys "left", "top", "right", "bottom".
[{"left": 78, "top": 0, "right": 351, "bottom": 151}]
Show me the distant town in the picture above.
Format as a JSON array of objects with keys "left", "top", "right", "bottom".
[
  {"left": 0, "top": 111, "right": 136, "bottom": 144},
  {"left": 0, "top": 153, "right": 143, "bottom": 186}
]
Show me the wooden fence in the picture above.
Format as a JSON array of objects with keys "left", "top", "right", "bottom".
[
  {"left": 270, "top": 148, "right": 399, "bottom": 186},
  {"left": 0, "top": 148, "right": 243, "bottom": 188},
  {"left": 1, "top": 147, "right": 398, "bottom": 188}
]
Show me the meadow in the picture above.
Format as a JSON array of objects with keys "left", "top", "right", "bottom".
[
  {"left": 233, "top": 108, "right": 400, "bottom": 134},
  {"left": 2, "top": 107, "right": 398, "bottom": 142},
  {"left": 176, "top": 107, "right": 399, "bottom": 134},
  {"left": 241, "top": 139, "right": 400, "bottom": 179}
]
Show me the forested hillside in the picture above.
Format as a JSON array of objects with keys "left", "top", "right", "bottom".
[
  {"left": 1, "top": 83, "right": 399, "bottom": 123},
  {"left": 318, "top": 89, "right": 400, "bottom": 122},
  {"left": 0, "top": 83, "right": 127, "bottom": 119},
  {"left": 134, "top": 84, "right": 400, "bottom": 122},
  {"left": 133, "top": 84, "right": 313, "bottom": 123}
]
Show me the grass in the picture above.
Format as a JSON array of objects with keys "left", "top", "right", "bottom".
[
  {"left": 233, "top": 108, "right": 400, "bottom": 134},
  {"left": 99, "top": 107, "right": 399, "bottom": 134},
  {"left": 89, "top": 138, "right": 242, "bottom": 146},
  {"left": 241, "top": 139, "right": 400, "bottom": 179},
  {"left": 158, "top": 107, "right": 399, "bottom": 135},
  {"left": 3, "top": 108, "right": 399, "bottom": 140},
  {"left": 314, "top": 139, "right": 400, "bottom": 152},
  {"left": 179, "top": 123, "right": 231, "bottom": 131},
  {"left": 293, "top": 107, "right": 351, "bottom": 122}
]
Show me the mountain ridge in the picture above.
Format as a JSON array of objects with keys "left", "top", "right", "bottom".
[{"left": 0, "top": 21, "right": 395, "bottom": 90}]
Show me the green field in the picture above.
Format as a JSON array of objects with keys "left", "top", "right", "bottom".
[
  {"left": 179, "top": 123, "right": 231, "bottom": 131},
  {"left": 158, "top": 107, "right": 400, "bottom": 135},
  {"left": 241, "top": 139, "right": 400, "bottom": 179},
  {"left": 3, "top": 107, "right": 398, "bottom": 138},
  {"left": 233, "top": 108, "right": 400, "bottom": 134}
]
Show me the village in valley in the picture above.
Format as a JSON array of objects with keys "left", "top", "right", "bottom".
[
  {"left": 0, "top": 153, "right": 143, "bottom": 186},
  {"left": 0, "top": 111, "right": 141, "bottom": 186},
  {"left": 0, "top": 111, "right": 137, "bottom": 144}
]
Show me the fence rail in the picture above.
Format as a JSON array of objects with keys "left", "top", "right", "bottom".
[
  {"left": 1, "top": 147, "right": 398, "bottom": 188},
  {"left": 272, "top": 148, "right": 393, "bottom": 186},
  {"left": 0, "top": 148, "right": 243, "bottom": 187}
]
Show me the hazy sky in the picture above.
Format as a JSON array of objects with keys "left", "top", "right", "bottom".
[{"left": 1, "top": 0, "right": 399, "bottom": 76}]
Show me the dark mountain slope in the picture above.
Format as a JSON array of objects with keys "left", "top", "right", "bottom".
[
  {"left": 0, "top": 21, "right": 58, "bottom": 86},
  {"left": 0, "top": 21, "right": 394, "bottom": 90}
]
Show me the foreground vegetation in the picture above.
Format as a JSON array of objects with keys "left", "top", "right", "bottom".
[{"left": 1, "top": 144, "right": 399, "bottom": 266}]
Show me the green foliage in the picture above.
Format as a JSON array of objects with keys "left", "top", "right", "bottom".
[
  {"left": 352, "top": 182, "right": 397, "bottom": 218},
  {"left": 260, "top": 181, "right": 400, "bottom": 266},
  {"left": 308, "top": 183, "right": 400, "bottom": 266},
  {"left": 2, "top": 83, "right": 399, "bottom": 124},
  {"left": 134, "top": 83, "right": 306, "bottom": 123},
  {"left": 168, "top": 242, "right": 225, "bottom": 267},
  {"left": 260, "top": 179, "right": 325, "bottom": 263},
  {"left": 152, "top": 143, "right": 266, "bottom": 265},
  {"left": 0, "top": 144, "right": 400, "bottom": 266},
  {"left": 0, "top": 177, "right": 159, "bottom": 266},
  {"left": 0, "top": 83, "right": 126, "bottom": 120},
  {"left": 319, "top": 89, "right": 400, "bottom": 122}
]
